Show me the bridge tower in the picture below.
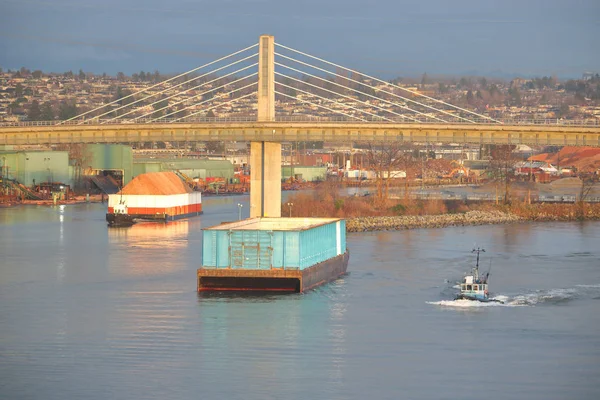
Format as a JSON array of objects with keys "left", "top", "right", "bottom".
[{"left": 250, "top": 35, "right": 282, "bottom": 218}]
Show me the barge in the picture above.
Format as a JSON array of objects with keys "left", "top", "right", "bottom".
[
  {"left": 198, "top": 217, "right": 349, "bottom": 293},
  {"left": 106, "top": 171, "right": 202, "bottom": 225}
]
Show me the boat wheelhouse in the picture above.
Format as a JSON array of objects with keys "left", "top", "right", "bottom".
[{"left": 106, "top": 201, "right": 135, "bottom": 227}]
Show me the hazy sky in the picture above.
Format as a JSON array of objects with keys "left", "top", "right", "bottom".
[{"left": 1, "top": 0, "right": 598, "bottom": 79}]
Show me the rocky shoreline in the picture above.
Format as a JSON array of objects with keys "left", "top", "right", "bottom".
[
  {"left": 346, "top": 210, "right": 600, "bottom": 232},
  {"left": 346, "top": 210, "right": 524, "bottom": 232}
]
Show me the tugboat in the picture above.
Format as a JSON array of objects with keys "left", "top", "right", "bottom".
[
  {"left": 106, "top": 201, "right": 135, "bottom": 227},
  {"left": 455, "top": 247, "right": 504, "bottom": 304}
]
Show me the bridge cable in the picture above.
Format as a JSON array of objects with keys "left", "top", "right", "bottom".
[
  {"left": 171, "top": 91, "right": 258, "bottom": 123},
  {"left": 276, "top": 43, "right": 502, "bottom": 124},
  {"left": 274, "top": 90, "right": 368, "bottom": 122},
  {"left": 148, "top": 75, "right": 258, "bottom": 122},
  {"left": 276, "top": 72, "right": 424, "bottom": 123},
  {"left": 276, "top": 73, "right": 402, "bottom": 123},
  {"left": 149, "top": 80, "right": 257, "bottom": 123},
  {"left": 99, "top": 54, "right": 258, "bottom": 123},
  {"left": 275, "top": 52, "right": 472, "bottom": 124},
  {"left": 116, "top": 64, "right": 258, "bottom": 122},
  {"left": 275, "top": 66, "right": 438, "bottom": 123},
  {"left": 59, "top": 43, "right": 258, "bottom": 123},
  {"left": 149, "top": 81, "right": 258, "bottom": 123}
]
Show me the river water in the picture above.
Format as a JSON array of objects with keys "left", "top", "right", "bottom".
[{"left": 1, "top": 196, "right": 599, "bottom": 400}]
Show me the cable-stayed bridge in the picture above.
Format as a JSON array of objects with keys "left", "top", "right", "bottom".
[
  {"left": 1, "top": 35, "right": 598, "bottom": 147},
  {"left": 2, "top": 35, "right": 599, "bottom": 217}
]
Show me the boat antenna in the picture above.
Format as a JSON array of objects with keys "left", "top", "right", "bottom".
[{"left": 472, "top": 246, "right": 485, "bottom": 269}]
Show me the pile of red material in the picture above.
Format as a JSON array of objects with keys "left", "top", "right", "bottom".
[
  {"left": 530, "top": 147, "right": 600, "bottom": 172},
  {"left": 120, "top": 172, "right": 193, "bottom": 195}
]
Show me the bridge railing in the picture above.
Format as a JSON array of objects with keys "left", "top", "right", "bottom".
[{"left": 1, "top": 116, "right": 599, "bottom": 127}]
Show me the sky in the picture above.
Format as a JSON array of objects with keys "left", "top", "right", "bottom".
[{"left": 0, "top": 0, "right": 598, "bottom": 79}]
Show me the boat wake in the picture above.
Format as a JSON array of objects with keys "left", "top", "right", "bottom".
[
  {"left": 429, "top": 284, "right": 600, "bottom": 308},
  {"left": 507, "top": 285, "right": 600, "bottom": 306},
  {"left": 427, "top": 299, "right": 508, "bottom": 308}
]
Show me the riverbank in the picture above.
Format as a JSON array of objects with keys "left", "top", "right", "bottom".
[
  {"left": 0, "top": 194, "right": 106, "bottom": 207},
  {"left": 346, "top": 204, "right": 600, "bottom": 232},
  {"left": 346, "top": 210, "right": 524, "bottom": 232},
  {"left": 285, "top": 188, "right": 600, "bottom": 232}
]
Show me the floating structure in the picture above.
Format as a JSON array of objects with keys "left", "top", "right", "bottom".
[
  {"left": 106, "top": 171, "right": 202, "bottom": 225},
  {"left": 198, "top": 217, "right": 349, "bottom": 292}
]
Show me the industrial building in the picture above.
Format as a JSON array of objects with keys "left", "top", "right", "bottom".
[
  {"left": 85, "top": 144, "right": 133, "bottom": 187},
  {"left": 281, "top": 166, "right": 326, "bottom": 182},
  {"left": 133, "top": 158, "right": 234, "bottom": 181},
  {"left": 0, "top": 147, "right": 70, "bottom": 187},
  {"left": 1, "top": 143, "right": 236, "bottom": 194}
]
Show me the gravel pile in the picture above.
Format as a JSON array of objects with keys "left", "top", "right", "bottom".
[{"left": 346, "top": 210, "right": 523, "bottom": 232}]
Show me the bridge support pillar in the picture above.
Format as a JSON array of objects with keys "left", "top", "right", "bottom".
[
  {"left": 250, "top": 34, "right": 281, "bottom": 218},
  {"left": 250, "top": 141, "right": 281, "bottom": 218}
]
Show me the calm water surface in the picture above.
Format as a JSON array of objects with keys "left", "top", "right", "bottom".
[{"left": 1, "top": 196, "right": 599, "bottom": 400}]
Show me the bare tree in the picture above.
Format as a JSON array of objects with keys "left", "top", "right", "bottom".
[
  {"left": 365, "top": 141, "right": 407, "bottom": 203},
  {"left": 577, "top": 175, "right": 595, "bottom": 220},
  {"left": 55, "top": 144, "right": 91, "bottom": 190},
  {"left": 488, "top": 145, "right": 516, "bottom": 204}
]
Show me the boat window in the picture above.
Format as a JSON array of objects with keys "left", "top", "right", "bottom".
[
  {"left": 466, "top": 285, "right": 472, "bottom": 291},
  {"left": 473, "top": 285, "right": 478, "bottom": 291}
]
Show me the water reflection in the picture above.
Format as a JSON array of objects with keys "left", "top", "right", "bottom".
[
  {"left": 2, "top": 203, "right": 600, "bottom": 400},
  {"left": 194, "top": 286, "right": 348, "bottom": 399},
  {"left": 108, "top": 220, "right": 191, "bottom": 249},
  {"left": 107, "top": 221, "right": 191, "bottom": 277}
]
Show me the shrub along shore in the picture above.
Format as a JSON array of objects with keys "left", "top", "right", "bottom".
[{"left": 284, "top": 190, "right": 600, "bottom": 232}]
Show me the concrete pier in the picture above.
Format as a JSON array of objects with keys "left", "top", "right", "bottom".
[{"left": 250, "top": 34, "right": 281, "bottom": 218}]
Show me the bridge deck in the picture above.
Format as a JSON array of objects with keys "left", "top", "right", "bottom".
[{"left": 1, "top": 122, "right": 600, "bottom": 146}]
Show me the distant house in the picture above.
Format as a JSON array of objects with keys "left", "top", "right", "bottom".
[
  {"left": 510, "top": 78, "right": 528, "bottom": 88},
  {"left": 514, "top": 161, "right": 558, "bottom": 176}
]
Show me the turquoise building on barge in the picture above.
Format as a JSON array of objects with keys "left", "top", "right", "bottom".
[{"left": 198, "top": 217, "right": 349, "bottom": 292}]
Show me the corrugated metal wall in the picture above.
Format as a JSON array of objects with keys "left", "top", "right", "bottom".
[
  {"left": 340, "top": 220, "right": 347, "bottom": 254},
  {"left": 281, "top": 166, "right": 327, "bottom": 182},
  {"left": 88, "top": 144, "right": 133, "bottom": 184},
  {"left": 202, "top": 219, "right": 345, "bottom": 270},
  {"left": 133, "top": 159, "right": 234, "bottom": 180},
  {"left": 133, "top": 162, "right": 161, "bottom": 177},
  {"left": 228, "top": 231, "right": 273, "bottom": 269},
  {"left": 298, "top": 221, "right": 338, "bottom": 269},
  {"left": 0, "top": 151, "right": 71, "bottom": 186}
]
